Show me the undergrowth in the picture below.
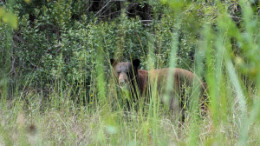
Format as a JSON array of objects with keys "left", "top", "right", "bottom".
[{"left": 0, "top": 0, "right": 259, "bottom": 145}]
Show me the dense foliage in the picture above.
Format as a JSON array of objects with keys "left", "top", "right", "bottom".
[
  {"left": 0, "top": 0, "right": 259, "bottom": 145},
  {"left": 1, "top": 0, "right": 209, "bottom": 89}
]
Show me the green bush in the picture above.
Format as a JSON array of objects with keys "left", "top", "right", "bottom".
[{"left": 0, "top": 0, "right": 259, "bottom": 145}]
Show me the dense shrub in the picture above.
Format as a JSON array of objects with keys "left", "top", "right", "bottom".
[
  {"left": 0, "top": 0, "right": 259, "bottom": 145},
  {"left": 1, "top": 0, "right": 258, "bottom": 97},
  {"left": 1, "top": 1, "right": 177, "bottom": 88}
]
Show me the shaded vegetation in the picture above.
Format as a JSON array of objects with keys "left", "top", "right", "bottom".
[{"left": 0, "top": 0, "right": 259, "bottom": 145}]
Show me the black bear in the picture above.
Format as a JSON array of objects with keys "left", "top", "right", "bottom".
[{"left": 110, "top": 59, "right": 207, "bottom": 120}]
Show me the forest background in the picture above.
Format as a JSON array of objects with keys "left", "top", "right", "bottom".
[{"left": 0, "top": 0, "right": 259, "bottom": 145}]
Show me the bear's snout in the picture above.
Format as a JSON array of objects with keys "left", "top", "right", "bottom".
[{"left": 118, "top": 72, "right": 128, "bottom": 85}]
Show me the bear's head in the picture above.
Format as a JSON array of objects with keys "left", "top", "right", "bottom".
[{"left": 110, "top": 59, "right": 140, "bottom": 87}]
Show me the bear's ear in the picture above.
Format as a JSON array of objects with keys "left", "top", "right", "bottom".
[
  {"left": 133, "top": 59, "right": 140, "bottom": 68},
  {"left": 110, "top": 59, "right": 117, "bottom": 66}
]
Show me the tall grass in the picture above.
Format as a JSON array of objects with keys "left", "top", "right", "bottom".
[{"left": 0, "top": 0, "right": 259, "bottom": 145}]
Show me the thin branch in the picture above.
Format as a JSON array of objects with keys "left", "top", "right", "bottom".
[{"left": 94, "top": 0, "right": 112, "bottom": 17}]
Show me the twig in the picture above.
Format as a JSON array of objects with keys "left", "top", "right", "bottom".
[{"left": 95, "top": 0, "right": 112, "bottom": 17}]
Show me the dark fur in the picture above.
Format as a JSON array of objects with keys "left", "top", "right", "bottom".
[{"left": 111, "top": 59, "right": 207, "bottom": 120}]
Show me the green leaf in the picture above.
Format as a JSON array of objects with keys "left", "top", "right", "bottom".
[{"left": 0, "top": 7, "right": 18, "bottom": 29}]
